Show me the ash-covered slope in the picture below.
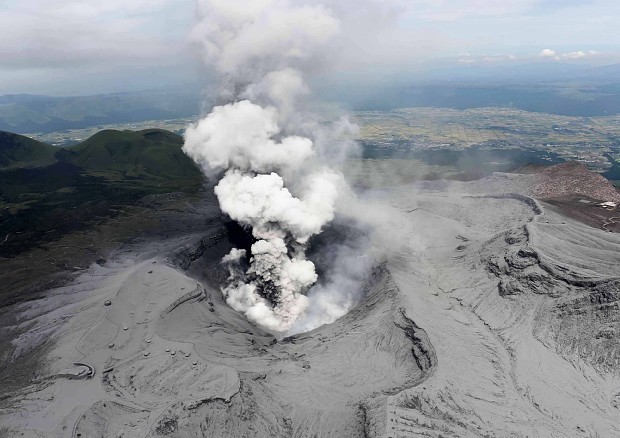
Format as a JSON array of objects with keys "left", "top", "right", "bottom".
[
  {"left": 2, "top": 170, "right": 620, "bottom": 437},
  {"left": 0, "top": 222, "right": 434, "bottom": 437},
  {"left": 382, "top": 173, "right": 620, "bottom": 437},
  {"left": 484, "top": 208, "right": 620, "bottom": 374},
  {"left": 152, "top": 263, "right": 435, "bottom": 437}
]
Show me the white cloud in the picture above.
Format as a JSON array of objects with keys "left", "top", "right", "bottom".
[
  {"left": 540, "top": 48, "right": 602, "bottom": 61},
  {"left": 483, "top": 54, "right": 517, "bottom": 63},
  {"left": 457, "top": 54, "right": 518, "bottom": 64},
  {"left": 563, "top": 50, "right": 586, "bottom": 59},
  {"left": 540, "top": 48, "right": 558, "bottom": 58},
  {"left": 561, "top": 49, "right": 601, "bottom": 59}
]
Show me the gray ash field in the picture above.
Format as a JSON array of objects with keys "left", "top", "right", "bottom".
[
  {"left": 2, "top": 164, "right": 619, "bottom": 437},
  {"left": 4, "top": 0, "right": 620, "bottom": 436}
]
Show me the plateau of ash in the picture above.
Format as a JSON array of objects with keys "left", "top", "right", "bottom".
[{"left": 3, "top": 170, "right": 620, "bottom": 437}]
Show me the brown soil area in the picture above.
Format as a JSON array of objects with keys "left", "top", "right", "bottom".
[
  {"left": 535, "top": 161, "right": 620, "bottom": 203},
  {"left": 542, "top": 195, "right": 619, "bottom": 233}
]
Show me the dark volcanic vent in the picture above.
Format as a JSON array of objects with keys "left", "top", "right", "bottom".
[
  {"left": 224, "top": 220, "right": 254, "bottom": 257},
  {"left": 306, "top": 219, "right": 369, "bottom": 283}
]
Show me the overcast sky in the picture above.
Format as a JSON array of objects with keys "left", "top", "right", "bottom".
[{"left": 1, "top": 0, "right": 619, "bottom": 96}]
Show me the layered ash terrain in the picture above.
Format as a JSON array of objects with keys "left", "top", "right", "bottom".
[{"left": 1, "top": 165, "right": 620, "bottom": 437}]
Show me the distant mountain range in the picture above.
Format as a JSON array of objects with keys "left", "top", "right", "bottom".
[
  {"left": 5, "top": 66, "right": 620, "bottom": 137},
  {"left": 318, "top": 63, "right": 620, "bottom": 116},
  {"left": 0, "top": 129, "right": 204, "bottom": 257},
  {"left": 0, "top": 90, "right": 203, "bottom": 134},
  {"left": 329, "top": 81, "right": 620, "bottom": 116}
]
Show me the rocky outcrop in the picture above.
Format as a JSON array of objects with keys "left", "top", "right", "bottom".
[
  {"left": 535, "top": 161, "right": 620, "bottom": 202},
  {"left": 168, "top": 230, "right": 226, "bottom": 271},
  {"left": 483, "top": 216, "right": 620, "bottom": 373}
]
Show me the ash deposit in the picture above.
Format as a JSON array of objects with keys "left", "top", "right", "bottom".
[
  {"left": 2, "top": 2, "right": 620, "bottom": 438},
  {"left": 3, "top": 169, "right": 620, "bottom": 437}
]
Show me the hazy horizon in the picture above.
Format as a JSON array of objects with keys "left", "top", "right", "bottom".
[{"left": 2, "top": 0, "right": 620, "bottom": 96}]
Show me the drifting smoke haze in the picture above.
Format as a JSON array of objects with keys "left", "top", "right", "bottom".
[{"left": 183, "top": 0, "right": 402, "bottom": 333}]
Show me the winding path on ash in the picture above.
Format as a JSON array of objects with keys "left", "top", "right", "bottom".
[{"left": 2, "top": 172, "right": 620, "bottom": 437}]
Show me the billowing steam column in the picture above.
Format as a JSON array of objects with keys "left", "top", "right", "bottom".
[
  {"left": 184, "top": 101, "right": 342, "bottom": 331},
  {"left": 183, "top": 1, "right": 348, "bottom": 332}
]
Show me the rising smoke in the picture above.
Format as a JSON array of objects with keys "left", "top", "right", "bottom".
[{"left": 184, "top": 0, "right": 402, "bottom": 333}]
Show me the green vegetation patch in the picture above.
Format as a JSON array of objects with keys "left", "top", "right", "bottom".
[
  {"left": 0, "top": 131, "right": 57, "bottom": 169},
  {"left": 0, "top": 128, "right": 205, "bottom": 257}
]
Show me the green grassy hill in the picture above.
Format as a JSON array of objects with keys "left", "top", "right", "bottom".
[
  {"left": 68, "top": 129, "right": 203, "bottom": 179},
  {"left": 0, "top": 131, "right": 57, "bottom": 169},
  {"left": 0, "top": 128, "right": 205, "bottom": 257}
]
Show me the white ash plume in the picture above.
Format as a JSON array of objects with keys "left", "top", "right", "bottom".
[
  {"left": 183, "top": 100, "right": 314, "bottom": 175},
  {"left": 185, "top": 0, "right": 403, "bottom": 333},
  {"left": 184, "top": 99, "right": 343, "bottom": 331}
]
